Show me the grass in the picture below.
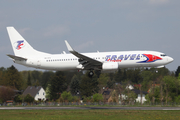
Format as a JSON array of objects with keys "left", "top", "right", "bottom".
[{"left": 0, "top": 109, "right": 180, "bottom": 120}]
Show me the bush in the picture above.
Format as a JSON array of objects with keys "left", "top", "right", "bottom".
[
  {"left": 24, "top": 94, "right": 34, "bottom": 103},
  {"left": 61, "top": 91, "right": 73, "bottom": 102},
  {"left": 14, "top": 95, "right": 22, "bottom": 103},
  {"left": 82, "top": 96, "right": 92, "bottom": 102},
  {"left": 175, "top": 95, "right": 180, "bottom": 103},
  {"left": 93, "top": 93, "right": 103, "bottom": 102},
  {"left": 72, "top": 96, "right": 79, "bottom": 102}
]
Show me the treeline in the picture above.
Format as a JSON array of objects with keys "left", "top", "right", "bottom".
[{"left": 1, "top": 65, "right": 180, "bottom": 103}]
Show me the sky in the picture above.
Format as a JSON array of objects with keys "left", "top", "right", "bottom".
[{"left": 0, "top": 0, "right": 179, "bottom": 71}]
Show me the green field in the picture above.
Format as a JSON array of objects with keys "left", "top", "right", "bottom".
[{"left": 0, "top": 110, "right": 180, "bottom": 120}]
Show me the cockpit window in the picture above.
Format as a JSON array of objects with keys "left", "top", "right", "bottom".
[{"left": 160, "top": 54, "right": 166, "bottom": 57}]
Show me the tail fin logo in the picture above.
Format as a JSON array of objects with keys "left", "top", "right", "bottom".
[{"left": 14, "top": 40, "right": 25, "bottom": 50}]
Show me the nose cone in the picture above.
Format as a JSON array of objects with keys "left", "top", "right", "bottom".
[{"left": 168, "top": 57, "right": 174, "bottom": 63}]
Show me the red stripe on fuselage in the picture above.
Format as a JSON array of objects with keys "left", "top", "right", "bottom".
[{"left": 143, "top": 54, "right": 162, "bottom": 62}]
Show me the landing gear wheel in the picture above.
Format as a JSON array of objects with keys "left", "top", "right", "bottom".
[{"left": 88, "top": 71, "right": 94, "bottom": 78}]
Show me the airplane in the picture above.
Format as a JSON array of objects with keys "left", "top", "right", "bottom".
[{"left": 6, "top": 27, "right": 174, "bottom": 77}]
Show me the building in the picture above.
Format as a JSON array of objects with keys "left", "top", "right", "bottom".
[
  {"left": 131, "top": 89, "right": 148, "bottom": 103},
  {"left": 102, "top": 89, "right": 112, "bottom": 102},
  {"left": 23, "top": 86, "right": 46, "bottom": 101},
  {"left": 117, "top": 83, "right": 148, "bottom": 104}
]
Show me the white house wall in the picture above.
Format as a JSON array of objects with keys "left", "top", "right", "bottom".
[
  {"left": 34, "top": 88, "right": 46, "bottom": 101},
  {"left": 136, "top": 94, "right": 146, "bottom": 103},
  {"left": 119, "top": 94, "right": 147, "bottom": 104},
  {"left": 125, "top": 85, "right": 134, "bottom": 90}
]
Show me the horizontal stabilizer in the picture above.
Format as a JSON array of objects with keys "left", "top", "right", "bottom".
[{"left": 7, "top": 54, "right": 27, "bottom": 61}]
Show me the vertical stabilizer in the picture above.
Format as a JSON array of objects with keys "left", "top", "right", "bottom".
[{"left": 7, "top": 27, "right": 44, "bottom": 57}]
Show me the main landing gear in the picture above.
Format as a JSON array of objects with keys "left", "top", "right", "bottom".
[{"left": 88, "top": 71, "right": 94, "bottom": 78}]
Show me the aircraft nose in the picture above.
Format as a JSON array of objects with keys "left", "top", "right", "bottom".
[{"left": 168, "top": 57, "right": 174, "bottom": 63}]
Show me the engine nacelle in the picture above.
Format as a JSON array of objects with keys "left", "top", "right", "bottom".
[{"left": 102, "top": 62, "right": 118, "bottom": 71}]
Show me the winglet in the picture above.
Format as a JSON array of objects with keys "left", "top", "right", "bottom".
[{"left": 65, "top": 40, "right": 74, "bottom": 52}]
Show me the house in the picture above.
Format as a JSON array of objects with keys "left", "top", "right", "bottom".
[
  {"left": 101, "top": 83, "right": 148, "bottom": 104},
  {"left": 126, "top": 84, "right": 134, "bottom": 90},
  {"left": 117, "top": 84, "right": 148, "bottom": 104},
  {"left": 102, "top": 89, "right": 112, "bottom": 102},
  {"left": 131, "top": 89, "right": 148, "bottom": 103},
  {"left": 23, "top": 86, "right": 46, "bottom": 101}
]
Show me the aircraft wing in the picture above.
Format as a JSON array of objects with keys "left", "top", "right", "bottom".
[
  {"left": 65, "top": 40, "right": 102, "bottom": 69},
  {"left": 7, "top": 54, "right": 27, "bottom": 61}
]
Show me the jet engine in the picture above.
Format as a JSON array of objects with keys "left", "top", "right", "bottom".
[{"left": 102, "top": 62, "right": 118, "bottom": 72}]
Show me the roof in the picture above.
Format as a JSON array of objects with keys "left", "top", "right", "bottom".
[
  {"left": 0, "top": 85, "right": 20, "bottom": 93},
  {"left": 22, "top": 86, "right": 42, "bottom": 97},
  {"left": 102, "top": 90, "right": 111, "bottom": 95},
  {"left": 131, "top": 89, "right": 148, "bottom": 95},
  {"left": 102, "top": 89, "right": 113, "bottom": 95}
]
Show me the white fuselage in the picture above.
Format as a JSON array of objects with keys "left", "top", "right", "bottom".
[{"left": 15, "top": 51, "right": 173, "bottom": 71}]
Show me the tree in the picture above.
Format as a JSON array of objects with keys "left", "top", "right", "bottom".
[
  {"left": 0, "top": 67, "right": 6, "bottom": 86},
  {"left": 0, "top": 67, "right": 6, "bottom": 72},
  {"left": 3, "top": 65, "right": 23, "bottom": 90},
  {"left": 175, "top": 95, "right": 180, "bottom": 103},
  {"left": 0, "top": 86, "right": 16, "bottom": 103},
  {"left": 20, "top": 71, "right": 29, "bottom": 90},
  {"left": 148, "top": 85, "right": 161, "bottom": 103},
  {"left": 92, "top": 93, "right": 103, "bottom": 102},
  {"left": 14, "top": 94, "right": 22, "bottom": 103},
  {"left": 122, "top": 69, "right": 127, "bottom": 81},
  {"left": 175, "top": 66, "right": 180, "bottom": 77},
  {"left": 49, "top": 71, "right": 67, "bottom": 100},
  {"left": 106, "top": 79, "right": 115, "bottom": 89},
  {"left": 114, "top": 83, "right": 124, "bottom": 104},
  {"left": 114, "top": 69, "right": 123, "bottom": 82},
  {"left": 163, "top": 76, "right": 178, "bottom": 102},
  {"left": 31, "top": 70, "right": 42, "bottom": 86},
  {"left": 94, "top": 70, "right": 101, "bottom": 78},
  {"left": 0, "top": 71, "right": 4, "bottom": 86},
  {"left": 123, "top": 89, "right": 137, "bottom": 105},
  {"left": 79, "top": 73, "right": 99, "bottom": 97},
  {"left": 156, "top": 67, "right": 170, "bottom": 76},
  {"left": 141, "top": 70, "right": 156, "bottom": 91},
  {"left": 27, "top": 71, "right": 31, "bottom": 86},
  {"left": 70, "top": 75, "right": 80, "bottom": 95},
  {"left": 97, "top": 73, "right": 110, "bottom": 89},
  {"left": 45, "top": 84, "right": 51, "bottom": 100},
  {"left": 40, "top": 71, "right": 54, "bottom": 89},
  {"left": 132, "top": 68, "right": 143, "bottom": 83}
]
